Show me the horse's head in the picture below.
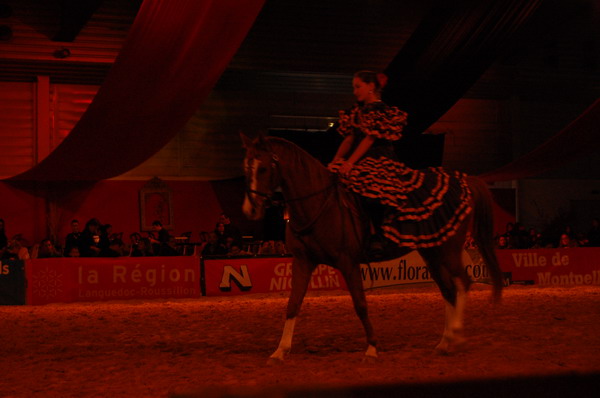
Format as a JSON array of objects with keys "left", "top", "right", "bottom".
[{"left": 241, "top": 133, "right": 282, "bottom": 220}]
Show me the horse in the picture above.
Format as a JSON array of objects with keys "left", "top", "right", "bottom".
[{"left": 241, "top": 133, "right": 503, "bottom": 363}]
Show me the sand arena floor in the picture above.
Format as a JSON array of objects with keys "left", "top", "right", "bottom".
[{"left": 1, "top": 284, "right": 599, "bottom": 397}]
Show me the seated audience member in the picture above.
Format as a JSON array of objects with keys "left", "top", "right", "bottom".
[
  {"left": 219, "top": 213, "right": 243, "bottom": 246},
  {"left": 0, "top": 218, "right": 8, "bottom": 254},
  {"left": 587, "top": 218, "right": 600, "bottom": 247},
  {"left": 1, "top": 235, "right": 30, "bottom": 260},
  {"left": 527, "top": 228, "right": 543, "bottom": 248},
  {"left": 258, "top": 240, "right": 275, "bottom": 255},
  {"left": 66, "top": 246, "right": 80, "bottom": 257},
  {"left": 98, "top": 223, "right": 113, "bottom": 252},
  {"left": 80, "top": 218, "right": 102, "bottom": 257},
  {"left": 37, "top": 239, "right": 62, "bottom": 258},
  {"left": 495, "top": 235, "right": 512, "bottom": 249},
  {"left": 274, "top": 240, "right": 288, "bottom": 255},
  {"left": 131, "top": 237, "right": 154, "bottom": 257},
  {"left": 158, "top": 236, "right": 179, "bottom": 256},
  {"left": 201, "top": 232, "right": 227, "bottom": 256},
  {"left": 557, "top": 233, "right": 578, "bottom": 248},
  {"left": 63, "top": 219, "right": 82, "bottom": 256},
  {"left": 100, "top": 238, "right": 125, "bottom": 257},
  {"left": 228, "top": 243, "right": 250, "bottom": 256},
  {"left": 214, "top": 222, "right": 228, "bottom": 247},
  {"left": 513, "top": 222, "right": 530, "bottom": 249},
  {"left": 149, "top": 220, "right": 170, "bottom": 254}
]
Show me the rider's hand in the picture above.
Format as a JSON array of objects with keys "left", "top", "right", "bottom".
[{"left": 338, "top": 161, "right": 354, "bottom": 176}]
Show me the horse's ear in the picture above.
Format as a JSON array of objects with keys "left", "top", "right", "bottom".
[
  {"left": 240, "top": 131, "right": 253, "bottom": 149},
  {"left": 255, "top": 130, "right": 268, "bottom": 148}
]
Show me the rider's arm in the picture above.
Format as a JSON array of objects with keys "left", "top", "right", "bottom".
[
  {"left": 346, "top": 135, "right": 375, "bottom": 165},
  {"left": 332, "top": 134, "right": 354, "bottom": 161}
]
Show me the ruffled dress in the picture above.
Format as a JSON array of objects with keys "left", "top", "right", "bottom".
[{"left": 328, "top": 101, "right": 472, "bottom": 249}]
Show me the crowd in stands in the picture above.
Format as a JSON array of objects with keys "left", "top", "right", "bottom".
[
  {"left": 0, "top": 213, "right": 289, "bottom": 261},
  {"left": 3, "top": 215, "right": 599, "bottom": 261},
  {"left": 483, "top": 218, "right": 600, "bottom": 250}
]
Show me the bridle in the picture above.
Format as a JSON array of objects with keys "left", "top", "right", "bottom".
[
  {"left": 244, "top": 153, "right": 283, "bottom": 209},
  {"left": 244, "top": 149, "right": 337, "bottom": 236}
]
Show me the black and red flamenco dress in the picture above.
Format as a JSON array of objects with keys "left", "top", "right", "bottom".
[{"left": 328, "top": 101, "right": 472, "bottom": 249}]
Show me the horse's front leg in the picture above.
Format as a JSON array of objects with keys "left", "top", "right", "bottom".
[{"left": 268, "top": 258, "right": 314, "bottom": 364}]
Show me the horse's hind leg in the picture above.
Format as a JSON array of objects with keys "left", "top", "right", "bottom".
[
  {"left": 437, "top": 272, "right": 468, "bottom": 354},
  {"left": 420, "top": 246, "right": 470, "bottom": 354},
  {"left": 268, "top": 258, "right": 314, "bottom": 364},
  {"left": 342, "top": 263, "right": 378, "bottom": 360}
]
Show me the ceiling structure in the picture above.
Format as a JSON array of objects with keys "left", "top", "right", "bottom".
[{"left": 0, "top": 0, "right": 599, "bottom": 180}]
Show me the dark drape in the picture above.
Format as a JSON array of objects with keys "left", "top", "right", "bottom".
[
  {"left": 383, "top": 0, "right": 544, "bottom": 137},
  {"left": 10, "top": 0, "right": 264, "bottom": 181},
  {"left": 479, "top": 99, "right": 600, "bottom": 182}
]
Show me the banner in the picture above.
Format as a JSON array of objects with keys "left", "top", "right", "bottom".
[
  {"left": 203, "top": 256, "right": 346, "bottom": 296},
  {"left": 202, "top": 250, "right": 493, "bottom": 296},
  {"left": 0, "top": 259, "right": 26, "bottom": 305},
  {"left": 496, "top": 248, "right": 600, "bottom": 286},
  {"left": 360, "top": 250, "right": 495, "bottom": 289},
  {"left": 26, "top": 256, "right": 200, "bottom": 305}
]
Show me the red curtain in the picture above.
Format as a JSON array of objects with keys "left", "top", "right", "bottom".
[
  {"left": 10, "top": 0, "right": 265, "bottom": 181},
  {"left": 479, "top": 98, "right": 600, "bottom": 183}
]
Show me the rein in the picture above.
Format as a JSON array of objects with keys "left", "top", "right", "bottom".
[{"left": 287, "top": 182, "right": 337, "bottom": 236}]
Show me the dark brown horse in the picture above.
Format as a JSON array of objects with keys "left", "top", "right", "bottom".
[{"left": 241, "top": 133, "right": 503, "bottom": 362}]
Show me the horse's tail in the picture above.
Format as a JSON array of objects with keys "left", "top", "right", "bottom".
[{"left": 467, "top": 176, "right": 503, "bottom": 303}]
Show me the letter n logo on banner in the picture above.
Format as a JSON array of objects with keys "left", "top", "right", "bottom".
[{"left": 219, "top": 265, "right": 252, "bottom": 292}]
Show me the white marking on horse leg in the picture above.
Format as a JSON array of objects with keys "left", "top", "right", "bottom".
[
  {"left": 269, "top": 317, "right": 296, "bottom": 362},
  {"left": 436, "top": 278, "right": 467, "bottom": 353},
  {"left": 365, "top": 344, "right": 378, "bottom": 359}
]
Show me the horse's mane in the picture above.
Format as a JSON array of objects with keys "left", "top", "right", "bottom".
[{"left": 264, "top": 137, "right": 332, "bottom": 182}]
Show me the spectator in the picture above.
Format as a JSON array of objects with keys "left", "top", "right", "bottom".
[
  {"left": 258, "top": 240, "right": 275, "bottom": 255},
  {"left": 149, "top": 220, "right": 170, "bottom": 254},
  {"left": 131, "top": 237, "right": 154, "bottom": 257},
  {"left": 63, "top": 219, "right": 82, "bottom": 256},
  {"left": 496, "top": 235, "right": 512, "bottom": 250},
  {"left": 80, "top": 218, "right": 102, "bottom": 257},
  {"left": 159, "top": 236, "right": 179, "bottom": 256},
  {"left": 0, "top": 218, "right": 7, "bottom": 254},
  {"left": 201, "top": 232, "right": 227, "bottom": 256},
  {"left": 100, "top": 238, "right": 125, "bottom": 257},
  {"left": 99, "top": 223, "right": 113, "bottom": 253},
  {"left": 587, "top": 218, "right": 600, "bottom": 247},
  {"left": 66, "top": 246, "right": 80, "bottom": 258},
  {"left": 219, "top": 213, "right": 243, "bottom": 246},
  {"left": 527, "top": 228, "right": 543, "bottom": 249},
  {"left": 228, "top": 243, "right": 250, "bottom": 256},
  {"left": 274, "top": 240, "right": 288, "bottom": 255},
  {"left": 557, "top": 233, "right": 578, "bottom": 248},
  {"left": 214, "top": 222, "right": 228, "bottom": 247},
  {"left": 37, "top": 239, "right": 62, "bottom": 259},
  {"left": 1, "top": 235, "right": 30, "bottom": 260},
  {"left": 513, "top": 222, "right": 529, "bottom": 249}
]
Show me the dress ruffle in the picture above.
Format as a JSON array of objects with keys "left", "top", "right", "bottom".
[
  {"left": 338, "top": 102, "right": 407, "bottom": 141},
  {"left": 329, "top": 157, "right": 472, "bottom": 249}
]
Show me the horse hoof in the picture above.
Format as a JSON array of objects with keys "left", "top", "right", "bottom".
[
  {"left": 434, "top": 346, "right": 450, "bottom": 356},
  {"left": 434, "top": 342, "right": 451, "bottom": 356},
  {"left": 362, "top": 355, "right": 378, "bottom": 363},
  {"left": 266, "top": 357, "right": 284, "bottom": 366}
]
